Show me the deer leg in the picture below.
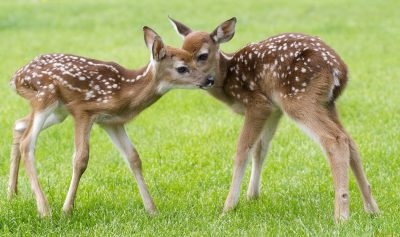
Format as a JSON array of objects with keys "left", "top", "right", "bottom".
[
  {"left": 9, "top": 109, "right": 68, "bottom": 200},
  {"left": 19, "top": 103, "right": 58, "bottom": 217},
  {"left": 62, "top": 115, "right": 93, "bottom": 214},
  {"left": 223, "top": 108, "right": 269, "bottom": 213},
  {"left": 288, "top": 107, "right": 351, "bottom": 221},
  {"left": 247, "top": 111, "right": 282, "bottom": 199},
  {"left": 324, "top": 132, "right": 350, "bottom": 221},
  {"left": 348, "top": 138, "right": 379, "bottom": 214},
  {"left": 328, "top": 106, "right": 379, "bottom": 215},
  {"left": 8, "top": 116, "right": 30, "bottom": 199},
  {"left": 41, "top": 108, "right": 68, "bottom": 130},
  {"left": 102, "top": 124, "right": 156, "bottom": 215}
]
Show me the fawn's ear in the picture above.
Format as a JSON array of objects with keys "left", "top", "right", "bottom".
[
  {"left": 168, "top": 16, "right": 192, "bottom": 38},
  {"left": 152, "top": 36, "right": 166, "bottom": 61},
  {"left": 143, "top": 26, "right": 166, "bottom": 61},
  {"left": 210, "top": 17, "right": 237, "bottom": 44}
]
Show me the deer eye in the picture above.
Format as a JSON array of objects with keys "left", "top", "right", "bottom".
[
  {"left": 197, "top": 53, "right": 208, "bottom": 61},
  {"left": 176, "top": 66, "right": 189, "bottom": 74}
]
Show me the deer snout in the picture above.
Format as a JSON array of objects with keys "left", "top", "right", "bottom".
[{"left": 200, "top": 75, "right": 214, "bottom": 89}]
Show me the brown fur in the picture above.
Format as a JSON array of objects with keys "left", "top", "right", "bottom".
[
  {"left": 170, "top": 17, "right": 379, "bottom": 221},
  {"left": 8, "top": 27, "right": 213, "bottom": 217}
]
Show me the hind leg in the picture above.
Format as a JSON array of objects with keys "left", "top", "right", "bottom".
[
  {"left": 8, "top": 109, "right": 67, "bottom": 199},
  {"left": 19, "top": 102, "right": 59, "bottom": 217},
  {"left": 329, "top": 107, "right": 379, "bottom": 214},
  {"left": 285, "top": 104, "right": 351, "bottom": 221},
  {"left": 8, "top": 115, "right": 30, "bottom": 198},
  {"left": 348, "top": 138, "right": 379, "bottom": 214}
]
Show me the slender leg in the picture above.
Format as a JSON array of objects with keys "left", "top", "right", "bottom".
[
  {"left": 62, "top": 114, "right": 93, "bottom": 214},
  {"left": 223, "top": 108, "right": 270, "bottom": 212},
  {"left": 102, "top": 124, "right": 157, "bottom": 214},
  {"left": 287, "top": 106, "right": 351, "bottom": 221},
  {"left": 8, "top": 111, "right": 67, "bottom": 199},
  {"left": 348, "top": 138, "right": 379, "bottom": 214},
  {"left": 247, "top": 111, "right": 282, "bottom": 199},
  {"left": 8, "top": 116, "right": 29, "bottom": 199},
  {"left": 328, "top": 107, "right": 379, "bottom": 214},
  {"left": 19, "top": 103, "right": 58, "bottom": 217},
  {"left": 327, "top": 134, "right": 350, "bottom": 221}
]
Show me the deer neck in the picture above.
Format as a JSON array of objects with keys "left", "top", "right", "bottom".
[
  {"left": 207, "top": 51, "right": 234, "bottom": 105},
  {"left": 121, "top": 62, "right": 163, "bottom": 110}
]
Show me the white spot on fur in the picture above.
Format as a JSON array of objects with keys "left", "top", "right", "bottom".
[{"left": 333, "top": 68, "right": 341, "bottom": 86}]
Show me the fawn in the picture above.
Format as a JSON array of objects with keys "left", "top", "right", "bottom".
[
  {"left": 8, "top": 26, "right": 214, "bottom": 217},
  {"left": 169, "top": 17, "right": 379, "bottom": 221}
]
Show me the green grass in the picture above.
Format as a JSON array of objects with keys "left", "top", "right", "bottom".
[{"left": 1, "top": 0, "right": 399, "bottom": 235}]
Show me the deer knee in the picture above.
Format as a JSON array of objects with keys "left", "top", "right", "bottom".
[
  {"left": 133, "top": 159, "right": 142, "bottom": 170},
  {"left": 73, "top": 152, "right": 89, "bottom": 173},
  {"left": 324, "top": 132, "right": 350, "bottom": 157},
  {"left": 14, "top": 120, "right": 27, "bottom": 133},
  {"left": 132, "top": 156, "right": 142, "bottom": 170},
  {"left": 127, "top": 152, "right": 142, "bottom": 170},
  {"left": 13, "top": 120, "right": 27, "bottom": 143},
  {"left": 336, "top": 133, "right": 349, "bottom": 146}
]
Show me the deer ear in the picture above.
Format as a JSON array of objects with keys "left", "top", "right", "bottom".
[
  {"left": 143, "top": 26, "right": 166, "bottom": 61},
  {"left": 152, "top": 36, "right": 166, "bottom": 61},
  {"left": 168, "top": 16, "right": 192, "bottom": 38},
  {"left": 143, "top": 26, "right": 161, "bottom": 49},
  {"left": 210, "top": 17, "right": 237, "bottom": 44}
]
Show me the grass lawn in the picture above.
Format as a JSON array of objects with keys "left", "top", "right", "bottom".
[{"left": 1, "top": 0, "right": 399, "bottom": 235}]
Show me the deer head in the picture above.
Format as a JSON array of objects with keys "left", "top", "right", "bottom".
[
  {"left": 144, "top": 26, "right": 214, "bottom": 93},
  {"left": 168, "top": 17, "right": 236, "bottom": 86}
]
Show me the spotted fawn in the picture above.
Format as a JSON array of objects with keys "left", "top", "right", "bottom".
[
  {"left": 169, "top": 17, "right": 379, "bottom": 221},
  {"left": 8, "top": 26, "right": 214, "bottom": 217}
]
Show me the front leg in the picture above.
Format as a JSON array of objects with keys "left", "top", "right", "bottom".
[
  {"left": 247, "top": 111, "right": 282, "bottom": 199},
  {"left": 223, "top": 107, "right": 270, "bottom": 212},
  {"left": 102, "top": 124, "right": 156, "bottom": 215},
  {"left": 62, "top": 114, "right": 93, "bottom": 214}
]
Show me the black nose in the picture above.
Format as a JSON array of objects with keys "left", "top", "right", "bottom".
[{"left": 205, "top": 75, "right": 214, "bottom": 87}]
